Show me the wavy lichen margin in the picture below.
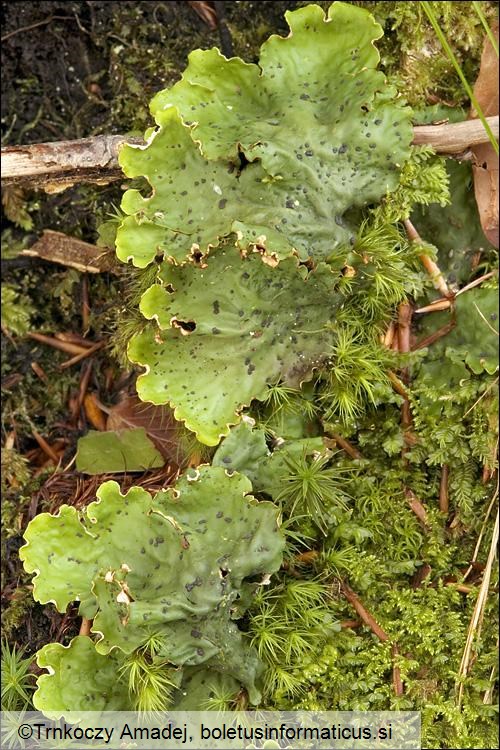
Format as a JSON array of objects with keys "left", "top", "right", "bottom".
[{"left": 115, "top": 1, "right": 413, "bottom": 268}]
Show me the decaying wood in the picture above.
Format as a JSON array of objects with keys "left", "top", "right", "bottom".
[
  {"left": 412, "top": 114, "right": 498, "bottom": 154},
  {"left": 1, "top": 134, "right": 141, "bottom": 191},
  {"left": 1, "top": 117, "right": 498, "bottom": 190},
  {"left": 21, "top": 230, "right": 118, "bottom": 273}
]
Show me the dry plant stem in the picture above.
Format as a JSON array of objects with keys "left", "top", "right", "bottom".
[
  {"left": 404, "top": 219, "right": 451, "bottom": 297},
  {"left": 450, "top": 583, "right": 473, "bottom": 594},
  {"left": 455, "top": 269, "right": 498, "bottom": 296},
  {"left": 30, "top": 362, "right": 48, "bottom": 383},
  {"left": 325, "top": 433, "right": 363, "bottom": 460},
  {"left": 59, "top": 340, "right": 105, "bottom": 370},
  {"left": 382, "top": 321, "right": 396, "bottom": 349},
  {"left": 457, "top": 507, "right": 499, "bottom": 707},
  {"left": 387, "top": 370, "right": 409, "bottom": 398},
  {"left": 405, "top": 488, "right": 430, "bottom": 528},
  {"left": 55, "top": 332, "right": 95, "bottom": 348},
  {"left": 82, "top": 275, "right": 90, "bottom": 333},
  {"left": 83, "top": 393, "right": 107, "bottom": 431},
  {"left": 76, "top": 361, "right": 93, "bottom": 416},
  {"left": 341, "top": 583, "right": 389, "bottom": 642},
  {"left": 439, "top": 465, "right": 450, "bottom": 514},
  {"left": 79, "top": 617, "right": 92, "bottom": 637},
  {"left": 415, "top": 299, "right": 452, "bottom": 314},
  {"left": 28, "top": 331, "right": 88, "bottom": 357},
  {"left": 411, "top": 563, "right": 432, "bottom": 589},
  {"left": 340, "top": 619, "right": 362, "bottom": 629},
  {"left": 398, "top": 302, "right": 412, "bottom": 429},
  {"left": 32, "top": 430, "right": 59, "bottom": 463},
  {"left": 294, "top": 550, "right": 320, "bottom": 565},
  {"left": 2, "top": 117, "right": 498, "bottom": 189},
  {"left": 415, "top": 270, "right": 498, "bottom": 314},
  {"left": 412, "top": 114, "right": 499, "bottom": 153},
  {"left": 412, "top": 321, "right": 456, "bottom": 351},
  {"left": 391, "top": 644, "right": 404, "bottom": 697},
  {"left": 463, "top": 475, "right": 499, "bottom": 581}
]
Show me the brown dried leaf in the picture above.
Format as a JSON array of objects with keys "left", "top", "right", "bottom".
[
  {"left": 83, "top": 393, "right": 107, "bottom": 431},
  {"left": 470, "top": 23, "right": 499, "bottom": 248},
  {"left": 106, "top": 394, "right": 187, "bottom": 468},
  {"left": 187, "top": 1, "right": 217, "bottom": 30}
]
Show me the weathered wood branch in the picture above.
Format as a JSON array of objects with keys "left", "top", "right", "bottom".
[
  {"left": 1, "top": 116, "right": 498, "bottom": 191},
  {"left": 411, "top": 115, "right": 498, "bottom": 153}
]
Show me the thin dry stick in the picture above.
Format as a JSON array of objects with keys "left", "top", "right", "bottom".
[
  {"left": 405, "top": 488, "right": 430, "bottom": 529},
  {"left": 463, "top": 378, "right": 499, "bottom": 419},
  {"left": 412, "top": 321, "right": 456, "bottom": 351},
  {"left": 55, "top": 332, "right": 95, "bottom": 348},
  {"left": 341, "top": 583, "right": 389, "bottom": 642},
  {"left": 382, "top": 321, "right": 396, "bottom": 349},
  {"left": 457, "top": 507, "right": 499, "bottom": 707},
  {"left": 455, "top": 269, "right": 498, "bottom": 297},
  {"left": 392, "top": 644, "right": 404, "bottom": 697},
  {"left": 388, "top": 370, "right": 409, "bottom": 398},
  {"left": 325, "top": 432, "right": 363, "bottom": 460},
  {"left": 81, "top": 274, "right": 90, "bottom": 334},
  {"left": 59, "top": 340, "right": 105, "bottom": 370},
  {"left": 398, "top": 302, "right": 412, "bottom": 429},
  {"left": 463, "top": 473, "right": 499, "bottom": 581},
  {"left": 404, "top": 219, "right": 451, "bottom": 298},
  {"left": 79, "top": 617, "right": 92, "bottom": 636},
  {"left": 415, "top": 299, "right": 452, "bottom": 314},
  {"left": 32, "top": 430, "right": 59, "bottom": 463},
  {"left": 340, "top": 619, "right": 363, "bottom": 629},
  {"left": 439, "top": 465, "right": 450, "bottom": 514},
  {"left": 2, "top": 117, "right": 498, "bottom": 189},
  {"left": 28, "top": 331, "right": 88, "bottom": 356},
  {"left": 1, "top": 14, "right": 73, "bottom": 41},
  {"left": 30, "top": 362, "right": 48, "bottom": 383}
]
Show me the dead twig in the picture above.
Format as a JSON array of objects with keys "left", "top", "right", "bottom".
[
  {"left": 405, "top": 488, "right": 430, "bottom": 529},
  {"left": 455, "top": 269, "right": 498, "bottom": 297},
  {"left": 341, "top": 583, "right": 389, "bottom": 642},
  {"left": 404, "top": 219, "right": 451, "bottom": 297},
  {"left": 28, "top": 332, "right": 88, "bottom": 357},
  {"left": 439, "top": 465, "right": 449, "bottom": 514},
  {"left": 82, "top": 274, "right": 90, "bottom": 333},
  {"left": 1, "top": 14, "right": 74, "bottom": 42},
  {"left": 457, "top": 507, "right": 499, "bottom": 707},
  {"left": 32, "top": 430, "right": 59, "bottom": 464},
  {"left": 415, "top": 299, "right": 453, "bottom": 314},
  {"left": 54, "top": 332, "right": 95, "bottom": 349},
  {"left": 392, "top": 644, "right": 404, "bottom": 697},
  {"left": 412, "top": 321, "right": 456, "bottom": 351},
  {"left": 59, "top": 340, "right": 105, "bottom": 370},
  {"left": 324, "top": 433, "right": 363, "bottom": 460},
  {"left": 381, "top": 320, "right": 396, "bottom": 349},
  {"left": 388, "top": 370, "right": 409, "bottom": 399},
  {"left": 79, "top": 617, "right": 92, "bottom": 636},
  {"left": 398, "top": 302, "right": 413, "bottom": 429},
  {"left": 30, "top": 362, "right": 48, "bottom": 383},
  {"left": 2, "top": 118, "right": 498, "bottom": 190}
]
